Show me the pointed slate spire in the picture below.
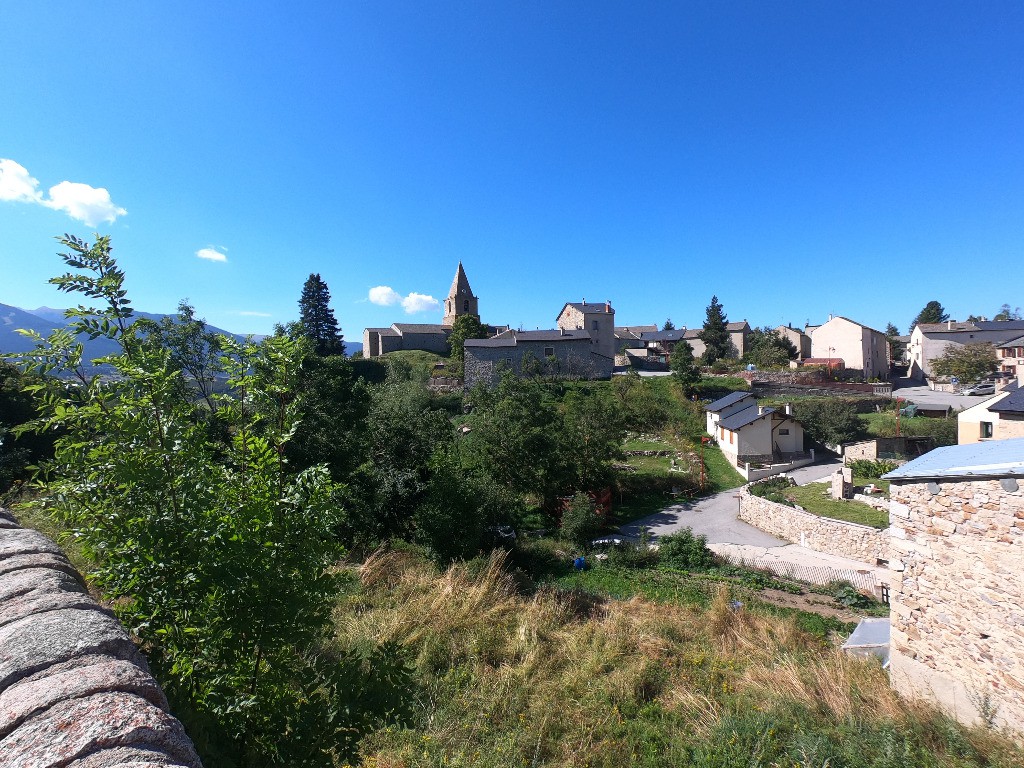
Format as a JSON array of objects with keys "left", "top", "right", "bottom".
[{"left": 443, "top": 262, "right": 478, "bottom": 325}]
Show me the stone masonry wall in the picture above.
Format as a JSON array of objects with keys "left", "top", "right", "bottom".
[
  {"left": 738, "top": 487, "right": 889, "bottom": 564},
  {"left": 888, "top": 478, "right": 1024, "bottom": 734},
  {"left": 0, "top": 508, "right": 203, "bottom": 767}
]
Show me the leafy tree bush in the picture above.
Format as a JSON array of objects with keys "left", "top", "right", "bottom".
[
  {"left": 658, "top": 527, "right": 716, "bottom": 571},
  {"left": 17, "top": 235, "right": 404, "bottom": 766},
  {"left": 748, "top": 476, "right": 796, "bottom": 506},
  {"left": 446, "top": 313, "right": 488, "bottom": 376},
  {"left": 931, "top": 342, "right": 998, "bottom": 384},
  {"left": 0, "top": 362, "right": 56, "bottom": 494},
  {"left": 559, "top": 492, "right": 603, "bottom": 549},
  {"left": 847, "top": 459, "right": 899, "bottom": 478},
  {"left": 793, "top": 398, "right": 864, "bottom": 446},
  {"left": 670, "top": 339, "right": 701, "bottom": 396},
  {"left": 743, "top": 327, "right": 798, "bottom": 369}
]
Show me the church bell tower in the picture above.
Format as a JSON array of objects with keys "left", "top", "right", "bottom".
[{"left": 442, "top": 262, "right": 478, "bottom": 326}]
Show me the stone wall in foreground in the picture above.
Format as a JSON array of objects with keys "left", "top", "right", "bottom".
[
  {"left": 888, "top": 478, "right": 1024, "bottom": 735},
  {"left": 0, "top": 508, "right": 202, "bottom": 767}
]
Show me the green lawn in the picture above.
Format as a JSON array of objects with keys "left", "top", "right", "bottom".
[
  {"left": 852, "top": 474, "right": 890, "bottom": 495},
  {"left": 784, "top": 482, "right": 889, "bottom": 529},
  {"left": 623, "top": 437, "right": 672, "bottom": 452}
]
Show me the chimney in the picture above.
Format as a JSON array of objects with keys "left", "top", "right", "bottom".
[
  {"left": 559, "top": 328, "right": 564, "bottom": 336},
  {"left": 605, "top": 300, "right": 611, "bottom": 313},
  {"left": 785, "top": 403, "right": 792, "bottom": 416},
  {"left": 947, "top": 320, "right": 953, "bottom": 330},
  {"left": 582, "top": 297, "right": 586, "bottom": 306},
  {"left": 828, "top": 314, "right": 833, "bottom": 321}
]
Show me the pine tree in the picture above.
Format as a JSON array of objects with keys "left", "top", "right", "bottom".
[
  {"left": 698, "top": 295, "right": 732, "bottom": 365},
  {"left": 910, "top": 300, "right": 948, "bottom": 330},
  {"left": 298, "top": 273, "right": 345, "bottom": 356}
]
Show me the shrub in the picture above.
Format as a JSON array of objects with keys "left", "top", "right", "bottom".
[
  {"left": 658, "top": 527, "right": 716, "bottom": 570},
  {"left": 748, "top": 476, "right": 795, "bottom": 506},
  {"left": 847, "top": 459, "right": 898, "bottom": 479},
  {"left": 559, "top": 492, "right": 603, "bottom": 549}
]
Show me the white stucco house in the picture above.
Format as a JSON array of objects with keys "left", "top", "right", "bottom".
[
  {"left": 958, "top": 381, "right": 1024, "bottom": 444},
  {"left": 809, "top": 316, "right": 889, "bottom": 380},
  {"left": 705, "top": 391, "right": 805, "bottom": 467}
]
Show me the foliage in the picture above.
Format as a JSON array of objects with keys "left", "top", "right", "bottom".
[
  {"left": 298, "top": 272, "right": 345, "bottom": 356},
  {"left": 662, "top": 318, "right": 675, "bottom": 331},
  {"left": 793, "top": 398, "right": 864, "bottom": 446},
  {"left": 559, "top": 492, "right": 603, "bottom": 549},
  {"left": 748, "top": 476, "right": 796, "bottom": 506},
  {"left": 931, "top": 342, "right": 998, "bottom": 383},
  {"left": 885, "top": 322, "right": 905, "bottom": 362},
  {"left": 831, "top": 581, "right": 876, "bottom": 610},
  {"left": 16, "top": 235, "right": 402, "bottom": 766},
  {"left": 698, "top": 295, "right": 732, "bottom": 364},
  {"left": 743, "top": 326, "right": 797, "bottom": 369},
  {"left": 994, "top": 303, "right": 1022, "bottom": 321},
  {"left": 910, "top": 300, "right": 949, "bottom": 330},
  {"left": 784, "top": 483, "right": 890, "bottom": 529},
  {"left": 847, "top": 458, "right": 899, "bottom": 479},
  {"left": 0, "top": 362, "right": 57, "bottom": 494},
  {"left": 134, "top": 300, "right": 224, "bottom": 410},
  {"left": 446, "top": 313, "right": 488, "bottom": 376},
  {"left": 658, "top": 527, "right": 717, "bottom": 570},
  {"left": 669, "top": 339, "right": 701, "bottom": 395}
]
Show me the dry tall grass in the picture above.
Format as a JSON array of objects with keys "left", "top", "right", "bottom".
[{"left": 336, "top": 549, "right": 1024, "bottom": 768}]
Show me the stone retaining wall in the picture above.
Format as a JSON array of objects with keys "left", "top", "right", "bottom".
[
  {"left": 0, "top": 508, "right": 203, "bottom": 767},
  {"left": 738, "top": 488, "right": 889, "bottom": 565}
]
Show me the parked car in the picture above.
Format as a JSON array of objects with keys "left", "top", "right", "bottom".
[{"left": 962, "top": 383, "right": 996, "bottom": 396}]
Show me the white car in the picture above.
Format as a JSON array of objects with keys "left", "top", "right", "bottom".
[{"left": 962, "top": 383, "right": 996, "bottom": 396}]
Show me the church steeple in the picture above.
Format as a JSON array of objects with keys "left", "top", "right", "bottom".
[{"left": 443, "top": 262, "right": 478, "bottom": 325}]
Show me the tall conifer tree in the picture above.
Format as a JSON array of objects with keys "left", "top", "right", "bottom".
[
  {"left": 698, "top": 295, "right": 732, "bottom": 364},
  {"left": 298, "top": 273, "right": 345, "bottom": 356}
]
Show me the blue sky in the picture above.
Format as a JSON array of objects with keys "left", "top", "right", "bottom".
[{"left": 1, "top": 2, "right": 1021, "bottom": 340}]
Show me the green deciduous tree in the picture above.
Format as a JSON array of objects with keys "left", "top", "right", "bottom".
[
  {"left": 793, "top": 398, "right": 864, "bottom": 447},
  {"left": 669, "top": 339, "right": 701, "bottom": 396},
  {"left": 446, "top": 313, "right": 488, "bottom": 377},
  {"left": 559, "top": 492, "right": 602, "bottom": 549},
  {"left": 931, "top": 342, "right": 998, "bottom": 384},
  {"left": 994, "top": 303, "right": 1022, "bottom": 321},
  {"left": 699, "top": 295, "right": 732, "bottom": 365},
  {"left": 910, "top": 300, "right": 949, "bottom": 330},
  {"left": 743, "top": 327, "right": 797, "bottom": 369},
  {"left": 298, "top": 273, "right": 345, "bottom": 356},
  {"left": 16, "top": 235, "right": 405, "bottom": 766}
]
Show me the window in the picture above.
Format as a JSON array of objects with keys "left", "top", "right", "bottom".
[
  {"left": 981, "top": 422, "right": 993, "bottom": 439},
  {"left": 592, "top": 320, "right": 599, "bottom": 331},
  {"left": 463, "top": 300, "right": 469, "bottom": 312},
  {"left": 779, "top": 428, "right": 790, "bottom": 435},
  {"left": 544, "top": 347, "right": 554, "bottom": 357}
]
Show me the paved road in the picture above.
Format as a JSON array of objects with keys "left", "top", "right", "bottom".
[
  {"left": 619, "top": 458, "right": 843, "bottom": 546},
  {"left": 892, "top": 381, "right": 992, "bottom": 411}
]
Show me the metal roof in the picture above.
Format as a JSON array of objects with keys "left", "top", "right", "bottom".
[
  {"left": 705, "top": 390, "right": 754, "bottom": 413},
  {"left": 720, "top": 404, "right": 775, "bottom": 431},
  {"left": 884, "top": 437, "right": 1024, "bottom": 480}
]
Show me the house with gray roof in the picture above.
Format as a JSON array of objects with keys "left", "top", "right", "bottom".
[
  {"left": 908, "top": 319, "right": 1024, "bottom": 380},
  {"left": 957, "top": 379, "right": 1024, "bottom": 443},
  {"left": 705, "top": 391, "right": 805, "bottom": 468},
  {"left": 463, "top": 328, "right": 611, "bottom": 388}
]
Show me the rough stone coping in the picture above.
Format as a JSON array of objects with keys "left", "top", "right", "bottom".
[{"left": 0, "top": 508, "right": 202, "bottom": 767}]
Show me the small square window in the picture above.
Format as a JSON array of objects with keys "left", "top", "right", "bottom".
[
  {"left": 981, "top": 422, "right": 993, "bottom": 439},
  {"left": 779, "top": 428, "right": 790, "bottom": 435},
  {"left": 544, "top": 347, "right": 554, "bottom": 357}
]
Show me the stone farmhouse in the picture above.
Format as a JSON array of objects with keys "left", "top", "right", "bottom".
[
  {"left": 908, "top": 320, "right": 1024, "bottom": 381},
  {"left": 362, "top": 264, "right": 507, "bottom": 357},
  {"left": 704, "top": 391, "right": 805, "bottom": 468},
  {"left": 463, "top": 300, "right": 616, "bottom": 388},
  {"left": 809, "top": 315, "right": 889, "bottom": 380},
  {"left": 885, "top": 439, "right": 1024, "bottom": 734}
]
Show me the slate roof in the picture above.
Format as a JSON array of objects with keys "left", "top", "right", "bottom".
[
  {"left": 561, "top": 302, "right": 613, "bottom": 315},
  {"left": 683, "top": 329, "right": 703, "bottom": 339},
  {"left": 975, "top": 320, "right": 1024, "bottom": 333},
  {"left": 639, "top": 329, "right": 688, "bottom": 342},
  {"left": 726, "top": 321, "right": 750, "bottom": 331},
  {"left": 997, "top": 334, "right": 1024, "bottom": 349},
  {"left": 884, "top": 437, "right": 1024, "bottom": 480},
  {"left": 720, "top": 404, "right": 774, "bottom": 431},
  {"left": 393, "top": 323, "right": 450, "bottom": 335},
  {"left": 705, "top": 391, "right": 754, "bottom": 413},
  {"left": 464, "top": 330, "right": 591, "bottom": 348},
  {"left": 989, "top": 386, "right": 1024, "bottom": 414},
  {"left": 615, "top": 325, "right": 657, "bottom": 337},
  {"left": 366, "top": 327, "right": 399, "bottom": 336}
]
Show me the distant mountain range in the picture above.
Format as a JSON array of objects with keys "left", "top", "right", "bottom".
[{"left": 0, "top": 304, "right": 361, "bottom": 365}]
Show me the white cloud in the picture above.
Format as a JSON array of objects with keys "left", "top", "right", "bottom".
[
  {"left": 196, "top": 247, "right": 228, "bottom": 262},
  {"left": 0, "top": 158, "right": 127, "bottom": 226},
  {"left": 237, "top": 310, "right": 272, "bottom": 317},
  {"left": 368, "top": 286, "right": 402, "bottom": 306},
  {"left": 43, "top": 181, "right": 127, "bottom": 226},
  {"left": 368, "top": 285, "right": 441, "bottom": 314},
  {"left": 401, "top": 292, "right": 441, "bottom": 314},
  {"left": 0, "top": 159, "right": 43, "bottom": 202}
]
